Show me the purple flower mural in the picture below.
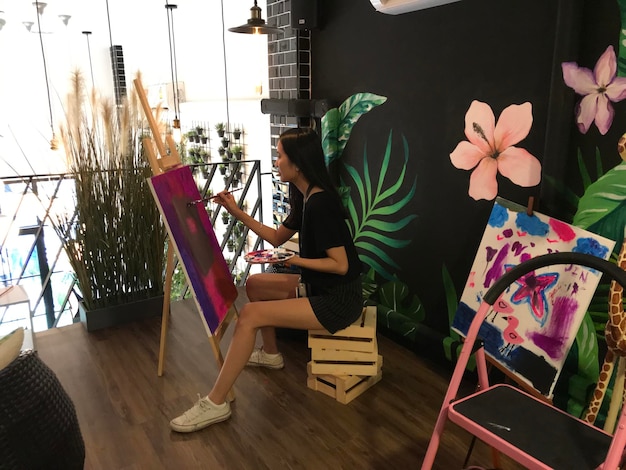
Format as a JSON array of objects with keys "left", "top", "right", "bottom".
[{"left": 562, "top": 45, "right": 626, "bottom": 135}]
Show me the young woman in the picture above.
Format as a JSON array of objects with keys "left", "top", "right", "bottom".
[{"left": 170, "top": 127, "right": 363, "bottom": 433}]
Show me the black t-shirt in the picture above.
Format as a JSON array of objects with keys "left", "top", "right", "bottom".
[{"left": 283, "top": 191, "right": 361, "bottom": 286}]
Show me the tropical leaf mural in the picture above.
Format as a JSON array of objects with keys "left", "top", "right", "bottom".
[
  {"left": 573, "top": 161, "right": 626, "bottom": 244},
  {"left": 321, "top": 92, "right": 387, "bottom": 167},
  {"left": 319, "top": 92, "right": 425, "bottom": 337},
  {"left": 342, "top": 131, "right": 417, "bottom": 280},
  {"left": 376, "top": 278, "right": 425, "bottom": 341},
  {"left": 361, "top": 267, "right": 378, "bottom": 303}
]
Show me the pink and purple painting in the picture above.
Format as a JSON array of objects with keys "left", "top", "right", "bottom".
[
  {"left": 452, "top": 197, "right": 615, "bottom": 398},
  {"left": 148, "top": 165, "right": 237, "bottom": 334}
]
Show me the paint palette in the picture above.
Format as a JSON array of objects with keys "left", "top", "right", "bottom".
[{"left": 244, "top": 248, "right": 295, "bottom": 264}]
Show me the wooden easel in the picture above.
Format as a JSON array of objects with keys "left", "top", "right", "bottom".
[{"left": 133, "top": 78, "right": 237, "bottom": 400}]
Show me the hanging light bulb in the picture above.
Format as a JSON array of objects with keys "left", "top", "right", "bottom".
[
  {"left": 229, "top": 1, "right": 282, "bottom": 35},
  {"left": 172, "top": 119, "right": 182, "bottom": 143}
]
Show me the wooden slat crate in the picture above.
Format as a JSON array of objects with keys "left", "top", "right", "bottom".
[
  {"left": 308, "top": 306, "right": 377, "bottom": 354},
  {"left": 306, "top": 356, "right": 383, "bottom": 404},
  {"left": 308, "top": 306, "right": 378, "bottom": 376}
]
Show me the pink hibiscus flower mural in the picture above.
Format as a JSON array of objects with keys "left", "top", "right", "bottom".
[
  {"left": 450, "top": 100, "right": 542, "bottom": 201},
  {"left": 562, "top": 45, "right": 626, "bottom": 135}
]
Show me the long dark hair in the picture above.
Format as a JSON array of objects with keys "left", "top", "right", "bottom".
[{"left": 279, "top": 128, "right": 344, "bottom": 218}]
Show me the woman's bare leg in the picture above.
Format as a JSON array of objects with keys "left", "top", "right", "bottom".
[
  {"left": 245, "top": 273, "right": 300, "bottom": 354},
  {"left": 207, "top": 297, "right": 323, "bottom": 405}
]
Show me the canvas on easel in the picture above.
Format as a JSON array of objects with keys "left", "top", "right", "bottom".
[
  {"left": 452, "top": 197, "right": 616, "bottom": 398},
  {"left": 132, "top": 77, "right": 238, "bottom": 385},
  {"left": 148, "top": 166, "right": 237, "bottom": 334}
]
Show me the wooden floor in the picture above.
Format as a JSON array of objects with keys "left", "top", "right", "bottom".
[{"left": 35, "top": 294, "right": 524, "bottom": 470}]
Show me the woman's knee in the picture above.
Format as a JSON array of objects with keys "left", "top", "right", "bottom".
[
  {"left": 245, "top": 272, "right": 297, "bottom": 301},
  {"left": 236, "top": 303, "right": 259, "bottom": 330},
  {"left": 245, "top": 274, "right": 263, "bottom": 298}
]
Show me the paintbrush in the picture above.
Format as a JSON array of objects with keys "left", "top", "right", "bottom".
[{"left": 187, "top": 188, "right": 243, "bottom": 206}]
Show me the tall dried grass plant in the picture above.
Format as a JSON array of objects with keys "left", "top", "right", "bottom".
[{"left": 55, "top": 70, "right": 166, "bottom": 310}]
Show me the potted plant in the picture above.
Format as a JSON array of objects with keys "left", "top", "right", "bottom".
[
  {"left": 231, "top": 145, "right": 243, "bottom": 159},
  {"left": 221, "top": 137, "right": 230, "bottom": 148},
  {"left": 55, "top": 71, "right": 167, "bottom": 331},
  {"left": 227, "top": 238, "right": 235, "bottom": 253},
  {"left": 186, "top": 129, "right": 198, "bottom": 143},
  {"left": 215, "top": 122, "right": 226, "bottom": 137},
  {"left": 233, "top": 127, "right": 242, "bottom": 140},
  {"left": 188, "top": 147, "right": 200, "bottom": 161},
  {"left": 218, "top": 164, "right": 227, "bottom": 175},
  {"left": 195, "top": 126, "right": 205, "bottom": 136},
  {"left": 221, "top": 211, "right": 231, "bottom": 225},
  {"left": 200, "top": 134, "right": 208, "bottom": 144},
  {"left": 233, "top": 220, "right": 244, "bottom": 238},
  {"left": 199, "top": 149, "right": 210, "bottom": 162},
  {"left": 218, "top": 146, "right": 226, "bottom": 157},
  {"left": 199, "top": 163, "right": 209, "bottom": 179}
]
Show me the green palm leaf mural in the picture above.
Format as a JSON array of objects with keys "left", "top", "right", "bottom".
[
  {"left": 342, "top": 131, "right": 417, "bottom": 280},
  {"left": 321, "top": 93, "right": 387, "bottom": 167}
]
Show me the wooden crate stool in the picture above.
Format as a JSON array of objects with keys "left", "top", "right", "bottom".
[{"left": 307, "top": 306, "right": 382, "bottom": 403}]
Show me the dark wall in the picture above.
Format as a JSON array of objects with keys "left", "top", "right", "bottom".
[{"left": 311, "top": 0, "right": 584, "bottom": 338}]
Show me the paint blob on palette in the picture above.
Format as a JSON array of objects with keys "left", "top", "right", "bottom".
[{"left": 244, "top": 248, "right": 295, "bottom": 264}]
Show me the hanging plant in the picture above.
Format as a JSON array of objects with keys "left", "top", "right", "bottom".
[
  {"left": 221, "top": 211, "right": 230, "bottom": 225},
  {"left": 215, "top": 122, "right": 226, "bottom": 137}
]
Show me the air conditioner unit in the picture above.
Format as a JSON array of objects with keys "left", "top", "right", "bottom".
[{"left": 369, "top": 0, "right": 461, "bottom": 15}]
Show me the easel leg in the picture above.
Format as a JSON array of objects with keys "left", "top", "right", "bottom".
[
  {"left": 207, "top": 305, "right": 239, "bottom": 402},
  {"left": 158, "top": 244, "right": 175, "bottom": 376}
]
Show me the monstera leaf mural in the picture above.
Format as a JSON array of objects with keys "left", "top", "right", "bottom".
[
  {"left": 321, "top": 92, "right": 387, "bottom": 167},
  {"left": 573, "top": 161, "right": 626, "bottom": 244},
  {"left": 377, "top": 278, "right": 425, "bottom": 341}
]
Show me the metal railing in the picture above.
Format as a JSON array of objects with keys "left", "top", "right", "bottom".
[{"left": 0, "top": 159, "right": 263, "bottom": 335}]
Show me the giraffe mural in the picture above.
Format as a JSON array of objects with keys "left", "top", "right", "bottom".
[{"left": 583, "top": 238, "right": 626, "bottom": 430}]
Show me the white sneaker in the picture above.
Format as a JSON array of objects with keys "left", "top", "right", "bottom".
[
  {"left": 170, "top": 395, "right": 231, "bottom": 433},
  {"left": 246, "top": 348, "right": 284, "bottom": 369}
]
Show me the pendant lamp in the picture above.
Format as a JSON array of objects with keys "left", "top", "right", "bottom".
[
  {"left": 165, "top": 2, "right": 182, "bottom": 142},
  {"left": 228, "top": 1, "right": 281, "bottom": 35}
]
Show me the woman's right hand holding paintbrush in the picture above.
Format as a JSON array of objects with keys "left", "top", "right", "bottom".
[{"left": 213, "top": 190, "right": 241, "bottom": 216}]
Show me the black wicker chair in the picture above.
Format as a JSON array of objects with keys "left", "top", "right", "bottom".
[{"left": 0, "top": 350, "right": 85, "bottom": 470}]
